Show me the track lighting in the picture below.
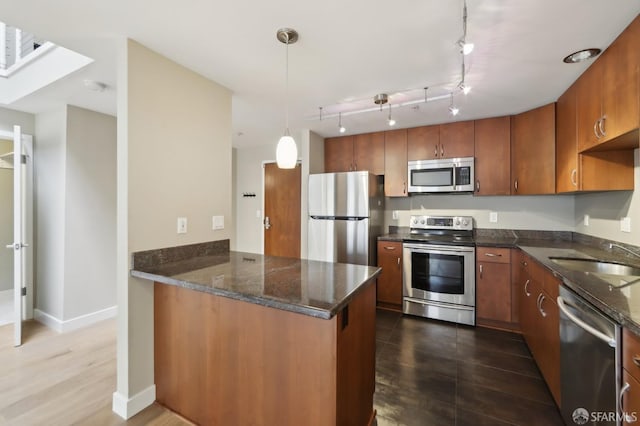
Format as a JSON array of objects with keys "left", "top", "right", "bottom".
[
  {"left": 458, "top": 82, "right": 471, "bottom": 95},
  {"left": 338, "top": 112, "right": 346, "bottom": 133},
  {"left": 387, "top": 104, "right": 396, "bottom": 126},
  {"left": 459, "top": 41, "right": 474, "bottom": 55},
  {"left": 448, "top": 93, "right": 459, "bottom": 116},
  {"left": 458, "top": 1, "right": 473, "bottom": 55}
]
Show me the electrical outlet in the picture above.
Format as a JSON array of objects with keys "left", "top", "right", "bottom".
[
  {"left": 213, "top": 215, "right": 225, "bottom": 230},
  {"left": 584, "top": 214, "right": 590, "bottom": 227},
  {"left": 177, "top": 217, "right": 187, "bottom": 234},
  {"left": 621, "top": 217, "right": 631, "bottom": 233},
  {"left": 489, "top": 212, "right": 498, "bottom": 223},
  {"left": 392, "top": 210, "right": 399, "bottom": 220}
]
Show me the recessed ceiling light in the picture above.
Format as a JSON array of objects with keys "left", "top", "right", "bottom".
[{"left": 563, "top": 48, "right": 602, "bottom": 64}]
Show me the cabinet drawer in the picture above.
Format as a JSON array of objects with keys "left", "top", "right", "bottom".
[
  {"left": 624, "top": 328, "right": 640, "bottom": 381},
  {"left": 378, "top": 242, "right": 402, "bottom": 253},
  {"left": 477, "top": 246, "right": 511, "bottom": 264}
]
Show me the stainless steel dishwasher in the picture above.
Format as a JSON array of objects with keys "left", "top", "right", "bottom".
[{"left": 557, "top": 285, "right": 621, "bottom": 426}]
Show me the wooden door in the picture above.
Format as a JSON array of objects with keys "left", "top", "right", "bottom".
[
  {"left": 376, "top": 241, "right": 403, "bottom": 309},
  {"left": 601, "top": 15, "right": 640, "bottom": 143},
  {"left": 477, "top": 262, "right": 511, "bottom": 323},
  {"left": 623, "top": 370, "right": 640, "bottom": 425},
  {"left": 384, "top": 129, "right": 408, "bottom": 197},
  {"left": 576, "top": 61, "right": 603, "bottom": 152},
  {"left": 511, "top": 103, "right": 556, "bottom": 195},
  {"left": 474, "top": 116, "right": 511, "bottom": 195},
  {"left": 264, "top": 163, "right": 301, "bottom": 258},
  {"left": 556, "top": 82, "right": 579, "bottom": 193},
  {"left": 537, "top": 289, "right": 561, "bottom": 406},
  {"left": 439, "top": 121, "right": 474, "bottom": 159},
  {"left": 353, "top": 132, "right": 384, "bottom": 175},
  {"left": 325, "top": 136, "right": 354, "bottom": 172},
  {"left": 407, "top": 125, "right": 439, "bottom": 160}
]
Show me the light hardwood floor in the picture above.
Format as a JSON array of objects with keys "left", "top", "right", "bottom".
[{"left": 0, "top": 319, "right": 191, "bottom": 426}]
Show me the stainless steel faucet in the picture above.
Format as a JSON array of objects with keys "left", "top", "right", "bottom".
[{"left": 609, "top": 243, "right": 640, "bottom": 259}]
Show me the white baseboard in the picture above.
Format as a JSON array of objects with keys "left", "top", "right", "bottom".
[
  {"left": 112, "top": 385, "right": 156, "bottom": 419},
  {"left": 34, "top": 305, "right": 118, "bottom": 333}
]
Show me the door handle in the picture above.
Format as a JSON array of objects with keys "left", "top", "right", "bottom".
[
  {"left": 434, "top": 144, "right": 438, "bottom": 157},
  {"left": 557, "top": 296, "right": 617, "bottom": 347},
  {"left": 263, "top": 217, "right": 271, "bottom": 230},
  {"left": 6, "top": 243, "right": 28, "bottom": 250},
  {"left": 514, "top": 179, "right": 518, "bottom": 192},
  {"left": 476, "top": 180, "right": 480, "bottom": 192},
  {"left": 524, "top": 279, "right": 531, "bottom": 296},
  {"left": 570, "top": 169, "right": 577, "bottom": 187},
  {"left": 599, "top": 115, "right": 606, "bottom": 138},
  {"left": 479, "top": 264, "right": 483, "bottom": 279}
]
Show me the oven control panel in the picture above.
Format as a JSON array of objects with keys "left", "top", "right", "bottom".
[{"left": 410, "top": 215, "right": 473, "bottom": 231}]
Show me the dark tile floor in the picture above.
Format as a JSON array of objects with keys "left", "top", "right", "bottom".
[{"left": 373, "top": 309, "right": 564, "bottom": 426}]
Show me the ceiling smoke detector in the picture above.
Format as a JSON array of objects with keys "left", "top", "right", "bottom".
[{"left": 373, "top": 93, "right": 388, "bottom": 105}]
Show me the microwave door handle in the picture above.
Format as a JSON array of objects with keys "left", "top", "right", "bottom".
[{"left": 452, "top": 164, "right": 457, "bottom": 191}]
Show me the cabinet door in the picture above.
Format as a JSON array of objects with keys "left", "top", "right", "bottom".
[
  {"left": 407, "top": 125, "right": 440, "bottom": 160},
  {"left": 384, "top": 129, "right": 408, "bottom": 197},
  {"left": 576, "top": 61, "right": 604, "bottom": 152},
  {"left": 556, "top": 83, "right": 579, "bottom": 193},
  {"left": 623, "top": 370, "right": 640, "bottom": 425},
  {"left": 537, "top": 290, "right": 561, "bottom": 407},
  {"left": 601, "top": 15, "right": 640, "bottom": 143},
  {"left": 474, "top": 116, "right": 511, "bottom": 195},
  {"left": 510, "top": 249, "right": 525, "bottom": 326},
  {"left": 376, "top": 241, "right": 403, "bottom": 308},
  {"left": 325, "top": 136, "right": 354, "bottom": 172},
  {"left": 477, "top": 262, "right": 511, "bottom": 323},
  {"left": 511, "top": 103, "right": 556, "bottom": 195},
  {"left": 439, "top": 121, "right": 474, "bottom": 159},
  {"left": 354, "top": 132, "right": 384, "bottom": 175}
]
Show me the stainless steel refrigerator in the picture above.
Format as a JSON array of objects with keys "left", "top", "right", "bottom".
[{"left": 307, "top": 171, "right": 384, "bottom": 266}]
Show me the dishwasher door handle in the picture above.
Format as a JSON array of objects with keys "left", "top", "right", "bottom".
[{"left": 557, "top": 296, "right": 617, "bottom": 348}]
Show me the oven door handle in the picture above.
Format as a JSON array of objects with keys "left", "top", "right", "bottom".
[{"left": 557, "top": 296, "right": 616, "bottom": 348}]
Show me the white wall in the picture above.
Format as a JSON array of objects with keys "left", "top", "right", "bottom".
[
  {"left": 63, "top": 106, "right": 116, "bottom": 319},
  {"left": 0, "top": 139, "right": 12, "bottom": 291},
  {"left": 0, "top": 106, "right": 35, "bottom": 135},
  {"left": 575, "top": 148, "right": 640, "bottom": 245},
  {"left": 35, "top": 107, "right": 67, "bottom": 319},
  {"left": 115, "top": 39, "right": 232, "bottom": 417},
  {"left": 385, "top": 193, "right": 576, "bottom": 232}
]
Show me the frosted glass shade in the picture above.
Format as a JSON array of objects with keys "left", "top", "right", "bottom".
[{"left": 276, "top": 135, "right": 297, "bottom": 169}]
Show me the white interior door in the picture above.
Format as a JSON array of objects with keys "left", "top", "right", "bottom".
[{"left": 10, "top": 125, "right": 23, "bottom": 346}]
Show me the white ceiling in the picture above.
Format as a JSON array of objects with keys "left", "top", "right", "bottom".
[{"left": 1, "top": 1, "right": 639, "bottom": 149}]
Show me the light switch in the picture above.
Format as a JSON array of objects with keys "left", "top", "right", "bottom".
[
  {"left": 621, "top": 217, "right": 631, "bottom": 233},
  {"left": 177, "top": 217, "right": 187, "bottom": 234},
  {"left": 489, "top": 212, "right": 498, "bottom": 223},
  {"left": 213, "top": 215, "right": 225, "bottom": 230}
]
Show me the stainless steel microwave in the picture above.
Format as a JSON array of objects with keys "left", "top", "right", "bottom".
[{"left": 407, "top": 157, "right": 474, "bottom": 193}]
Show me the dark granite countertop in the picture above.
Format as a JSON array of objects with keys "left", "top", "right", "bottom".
[
  {"left": 131, "top": 251, "right": 381, "bottom": 320},
  {"left": 378, "top": 232, "right": 640, "bottom": 334}
]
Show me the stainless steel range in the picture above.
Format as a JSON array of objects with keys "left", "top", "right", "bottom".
[{"left": 403, "top": 215, "right": 476, "bottom": 326}]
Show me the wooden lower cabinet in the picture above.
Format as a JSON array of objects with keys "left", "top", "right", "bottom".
[
  {"left": 154, "top": 281, "right": 376, "bottom": 426},
  {"left": 377, "top": 241, "right": 403, "bottom": 311},
  {"left": 476, "top": 246, "right": 514, "bottom": 329},
  {"left": 516, "top": 253, "right": 561, "bottom": 407},
  {"left": 622, "top": 370, "right": 640, "bottom": 425}
]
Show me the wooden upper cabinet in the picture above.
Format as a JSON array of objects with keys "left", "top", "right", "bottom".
[
  {"left": 556, "top": 82, "right": 579, "bottom": 193},
  {"left": 439, "top": 121, "right": 474, "bottom": 159},
  {"left": 325, "top": 136, "right": 354, "bottom": 172},
  {"left": 511, "top": 103, "right": 556, "bottom": 195},
  {"left": 384, "top": 129, "right": 408, "bottom": 197},
  {"left": 474, "top": 116, "right": 511, "bottom": 195},
  {"left": 353, "top": 132, "right": 384, "bottom": 175},
  {"left": 577, "top": 15, "right": 640, "bottom": 152},
  {"left": 407, "top": 125, "right": 440, "bottom": 160}
]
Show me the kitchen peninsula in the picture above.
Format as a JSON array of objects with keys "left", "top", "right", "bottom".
[{"left": 131, "top": 241, "right": 381, "bottom": 426}]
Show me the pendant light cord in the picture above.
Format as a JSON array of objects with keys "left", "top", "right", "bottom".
[{"left": 284, "top": 34, "right": 290, "bottom": 136}]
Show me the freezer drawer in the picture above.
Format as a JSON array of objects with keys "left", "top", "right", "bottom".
[{"left": 308, "top": 217, "right": 370, "bottom": 265}]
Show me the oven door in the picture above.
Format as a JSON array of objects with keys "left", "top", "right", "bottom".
[{"left": 403, "top": 243, "right": 475, "bottom": 307}]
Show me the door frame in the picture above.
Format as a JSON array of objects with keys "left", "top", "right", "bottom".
[
  {"left": 0, "top": 129, "right": 34, "bottom": 321},
  {"left": 261, "top": 160, "right": 302, "bottom": 256}
]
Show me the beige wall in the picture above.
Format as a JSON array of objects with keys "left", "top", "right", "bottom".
[
  {"left": 575, "top": 148, "right": 640, "bottom": 245},
  {"left": 115, "top": 39, "right": 232, "bottom": 416},
  {"left": 0, "top": 139, "right": 12, "bottom": 292}
]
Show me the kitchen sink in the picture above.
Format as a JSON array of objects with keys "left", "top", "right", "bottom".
[{"left": 549, "top": 257, "right": 640, "bottom": 276}]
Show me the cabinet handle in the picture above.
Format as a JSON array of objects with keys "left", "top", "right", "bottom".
[
  {"left": 620, "top": 382, "right": 631, "bottom": 415},
  {"left": 594, "top": 119, "right": 601, "bottom": 139},
  {"left": 484, "top": 253, "right": 502, "bottom": 258},
  {"left": 570, "top": 169, "right": 577, "bottom": 187},
  {"left": 538, "top": 294, "right": 548, "bottom": 318},
  {"left": 599, "top": 115, "right": 606, "bottom": 138},
  {"left": 514, "top": 179, "right": 518, "bottom": 192},
  {"left": 384, "top": 246, "right": 396, "bottom": 251},
  {"left": 354, "top": 162, "right": 358, "bottom": 170},
  {"left": 441, "top": 145, "right": 444, "bottom": 157},
  {"left": 476, "top": 180, "right": 480, "bottom": 192},
  {"left": 633, "top": 355, "right": 640, "bottom": 368},
  {"left": 479, "top": 264, "right": 483, "bottom": 279},
  {"left": 524, "top": 279, "right": 531, "bottom": 296},
  {"left": 397, "top": 257, "right": 400, "bottom": 266},
  {"left": 403, "top": 181, "right": 406, "bottom": 194},
  {"left": 434, "top": 144, "right": 438, "bottom": 157}
]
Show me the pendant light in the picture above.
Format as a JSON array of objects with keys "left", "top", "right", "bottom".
[
  {"left": 338, "top": 112, "right": 346, "bottom": 133},
  {"left": 387, "top": 104, "right": 396, "bottom": 126},
  {"left": 275, "top": 28, "right": 298, "bottom": 169}
]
